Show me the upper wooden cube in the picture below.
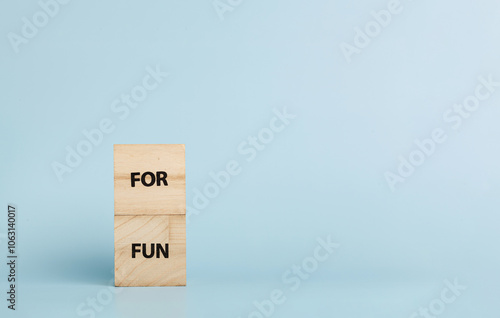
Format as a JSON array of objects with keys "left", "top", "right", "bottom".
[{"left": 114, "top": 144, "right": 185, "bottom": 215}]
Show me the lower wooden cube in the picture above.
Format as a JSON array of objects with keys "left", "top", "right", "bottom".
[{"left": 114, "top": 215, "right": 186, "bottom": 286}]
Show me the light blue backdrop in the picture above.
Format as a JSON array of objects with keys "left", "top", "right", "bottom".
[{"left": 1, "top": 0, "right": 500, "bottom": 317}]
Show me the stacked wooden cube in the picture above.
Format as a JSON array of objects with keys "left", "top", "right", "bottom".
[{"left": 114, "top": 144, "right": 186, "bottom": 286}]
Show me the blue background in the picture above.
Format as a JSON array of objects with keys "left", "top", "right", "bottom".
[{"left": 1, "top": 0, "right": 500, "bottom": 317}]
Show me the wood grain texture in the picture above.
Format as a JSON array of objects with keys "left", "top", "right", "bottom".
[
  {"left": 114, "top": 144, "right": 185, "bottom": 215},
  {"left": 114, "top": 144, "right": 186, "bottom": 287},
  {"left": 114, "top": 215, "right": 186, "bottom": 286}
]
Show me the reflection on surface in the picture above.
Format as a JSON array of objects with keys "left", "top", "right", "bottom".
[{"left": 115, "top": 285, "right": 186, "bottom": 318}]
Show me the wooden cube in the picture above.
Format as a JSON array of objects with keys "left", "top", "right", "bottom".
[
  {"left": 114, "top": 144, "right": 186, "bottom": 287},
  {"left": 114, "top": 144, "right": 185, "bottom": 215},
  {"left": 114, "top": 215, "right": 186, "bottom": 286}
]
